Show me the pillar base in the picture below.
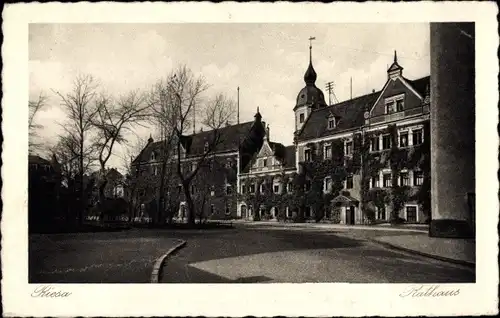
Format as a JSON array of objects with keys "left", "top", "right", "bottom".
[{"left": 429, "top": 219, "right": 474, "bottom": 238}]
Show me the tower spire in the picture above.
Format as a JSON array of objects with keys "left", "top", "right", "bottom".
[
  {"left": 304, "top": 36, "right": 317, "bottom": 86},
  {"left": 394, "top": 50, "right": 398, "bottom": 64}
]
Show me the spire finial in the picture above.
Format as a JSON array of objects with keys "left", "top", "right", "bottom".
[
  {"left": 394, "top": 50, "right": 398, "bottom": 63},
  {"left": 304, "top": 37, "right": 318, "bottom": 85},
  {"left": 309, "top": 36, "right": 316, "bottom": 64},
  {"left": 257, "top": 106, "right": 260, "bottom": 113}
]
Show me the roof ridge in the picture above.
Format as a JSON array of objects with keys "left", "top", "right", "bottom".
[{"left": 313, "top": 90, "right": 380, "bottom": 113}]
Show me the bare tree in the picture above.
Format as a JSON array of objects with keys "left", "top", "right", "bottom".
[
  {"left": 172, "top": 69, "right": 234, "bottom": 224},
  {"left": 90, "top": 90, "right": 151, "bottom": 214},
  {"left": 29, "top": 92, "right": 48, "bottom": 154},
  {"left": 147, "top": 71, "right": 194, "bottom": 225},
  {"left": 54, "top": 74, "right": 101, "bottom": 225},
  {"left": 118, "top": 134, "right": 149, "bottom": 222}
]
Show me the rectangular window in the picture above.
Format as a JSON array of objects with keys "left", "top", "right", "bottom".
[
  {"left": 370, "top": 136, "right": 380, "bottom": 152},
  {"left": 262, "top": 158, "right": 267, "bottom": 167},
  {"left": 385, "top": 101, "right": 395, "bottom": 114},
  {"left": 400, "top": 172, "right": 410, "bottom": 186},
  {"left": 376, "top": 206, "right": 386, "bottom": 220},
  {"left": 406, "top": 206, "right": 417, "bottom": 223},
  {"left": 328, "top": 118, "right": 336, "bottom": 129},
  {"left": 346, "top": 175, "right": 353, "bottom": 189},
  {"left": 324, "top": 145, "right": 332, "bottom": 159},
  {"left": 399, "top": 131, "right": 409, "bottom": 148},
  {"left": 274, "top": 185, "right": 280, "bottom": 193},
  {"left": 287, "top": 182, "right": 293, "bottom": 193},
  {"left": 299, "top": 113, "right": 305, "bottom": 123},
  {"left": 383, "top": 173, "right": 392, "bottom": 187},
  {"left": 324, "top": 177, "right": 332, "bottom": 193},
  {"left": 396, "top": 99, "right": 404, "bottom": 112},
  {"left": 414, "top": 171, "right": 424, "bottom": 186},
  {"left": 382, "top": 135, "right": 391, "bottom": 150},
  {"left": 249, "top": 184, "right": 256, "bottom": 193},
  {"left": 260, "top": 184, "right": 265, "bottom": 194},
  {"left": 241, "top": 185, "right": 246, "bottom": 194},
  {"left": 370, "top": 176, "right": 380, "bottom": 188},
  {"left": 345, "top": 141, "right": 353, "bottom": 156},
  {"left": 413, "top": 129, "right": 423, "bottom": 145},
  {"left": 226, "top": 185, "right": 232, "bottom": 195},
  {"left": 304, "top": 149, "right": 312, "bottom": 162}
]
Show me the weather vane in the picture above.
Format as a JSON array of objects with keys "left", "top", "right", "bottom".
[{"left": 309, "top": 36, "right": 316, "bottom": 49}]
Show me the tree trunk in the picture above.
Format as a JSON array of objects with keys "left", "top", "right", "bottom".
[
  {"left": 98, "top": 179, "right": 107, "bottom": 222},
  {"left": 182, "top": 183, "right": 196, "bottom": 225}
]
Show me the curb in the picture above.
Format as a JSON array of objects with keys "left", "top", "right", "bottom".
[
  {"left": 150, "top": 240, "right": 187, "bottom": 283},
  {"left": 371, "top": 238, "right": 476, "bottom": 269}
]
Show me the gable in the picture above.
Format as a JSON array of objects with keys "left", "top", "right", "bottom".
[
  {"left": 256, "top": 140, "right": 274, "bottom": 158},
  {"left": 370, "top": 77, "right": 423, "bottom": 117}
]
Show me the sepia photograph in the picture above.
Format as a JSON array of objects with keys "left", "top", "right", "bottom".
[
  {"left": 2, "top": 2, "right": 498, "bottom": 317},
  {"left": 28, "top": 22, "right": 475, "bottom": 284}
]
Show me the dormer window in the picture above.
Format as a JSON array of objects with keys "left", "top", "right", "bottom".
[
  {"left": 151, "top": 151, "right": 156, "bottom": 161},
  {"left": 299, "top": 113, "right": 305, "bottom": 123},
  {"left": 328, "top": 117, "right": 336, "bottom": 129}
]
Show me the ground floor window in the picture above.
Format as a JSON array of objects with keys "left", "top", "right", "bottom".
[
  {"left": 286, "top": 207, "right": 292, "bottom": 218},
  {"left": 405, "top": 205, "right": 417, "bottom": 223},
  {"left": 375, "top": 205, "right": 386, "bottom": 220}
]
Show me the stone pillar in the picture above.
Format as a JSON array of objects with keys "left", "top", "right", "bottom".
[{"left": 429, "top": 23, "right": 475, "bottom": 238}]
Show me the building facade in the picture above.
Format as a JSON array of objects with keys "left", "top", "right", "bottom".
[
  {"left": 130, "top": 111, "right": 267, "bottom": 223},
  {"left": 293, "top": 50, "right": 430, "bottom": 224},
  {"left": 131, "top": 49, "right": 431, "bottom": 225}
]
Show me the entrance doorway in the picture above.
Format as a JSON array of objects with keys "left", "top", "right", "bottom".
[
  {"left": 241, "top": 205, "right": 247, "bottom": 219},
  {"left": 347, "top": 206, "right": 356, "bottom": 225}
]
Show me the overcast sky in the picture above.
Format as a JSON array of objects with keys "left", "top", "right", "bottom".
[{"left": 29, "top": 23, "right": 430, "bottom": 172}]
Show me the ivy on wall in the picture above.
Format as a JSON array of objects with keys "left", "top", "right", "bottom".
[{"left": 360, "top": 121, "right": 431, "bottom": 223}]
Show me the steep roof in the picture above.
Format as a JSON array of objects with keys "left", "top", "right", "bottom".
[
  {"left": 405, "top": 75, "right": 430, "bottom": 97},
  {"left": 297, "top": 91, "right": 379, "bottom": 141},
  {"left": 297, "top": 75, "right": 430, "bottom": 142},
  {"left": 29, "top": 155, "right": 51, "bottom": 165},
  {"left": 133, "top": 121, "right": 257, "bottom": 164},
  {"left": 181, "top": 121, "right": 254, "bottom": 157},
  {"left": 283, "top": 145, "right": 296, "bottom": 169}
]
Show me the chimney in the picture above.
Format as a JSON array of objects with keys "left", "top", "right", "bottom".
[
  {"left": 372, "top": 89, "right": 375, "bottom": 93},
  {"left": 266, "top": 124, "right": 270, "bottom": 141}
]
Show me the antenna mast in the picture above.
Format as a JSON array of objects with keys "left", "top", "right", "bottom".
[
  {"left": 350, "top": 77, "right": 353, "bottom": 100},
  {"left": 325, "top": 81, "right": 339, "bottom": 105},
  {"left": 237, "top": 86, "right": 240, "bottom": 125}
]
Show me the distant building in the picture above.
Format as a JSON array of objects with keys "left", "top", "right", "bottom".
[{"left": 28, "top": 154, "right": 62, "bottom": 231}]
